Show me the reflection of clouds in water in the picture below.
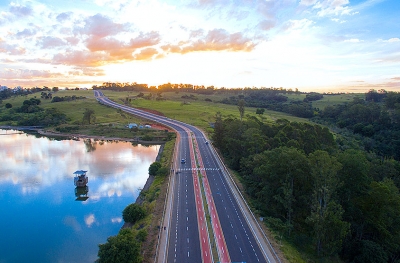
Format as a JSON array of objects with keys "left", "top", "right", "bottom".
[
  {"left": 0, "top": 131, "right": 159, "bottom": 197},
  {"left": 96, "top": 174, "right": 147, "bottom": 198},
  {"left": 85, "top": 214, "right": 96, "bottom": 228},
  {"left": 63, "top": 216, "right": 82, "bottom": 232},
  {"left": 111, "top": 217, "right": 122, "bottom": 223}
]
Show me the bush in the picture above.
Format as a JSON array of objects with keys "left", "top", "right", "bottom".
[
  {"left": 5, "top": 103, "right": 12, "bottom": 109},
  {"left": 149, "top": 161, "right": 162, "bottom": 176},
  {"left": 122, "top": 203, "right": 147, "bottom": 224},
  {"left": 141, "top": 134, "right": 153, "bottom": 141},
  {"left": 156, "top": 167, "right": 169, "bottom": 176},
  {"left": 97, "top": 228, "right": 142, "bottom": 263},
  {"left": 136, "top": 229, "right": 147, "bottom": 242}
]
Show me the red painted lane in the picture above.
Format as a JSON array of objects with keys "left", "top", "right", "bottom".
[
  {"left": 193, "top": 136, "right": 231, "bottom": 263},
  {"left": 187, "top": 131, "right": 212, "bottom": 263}
]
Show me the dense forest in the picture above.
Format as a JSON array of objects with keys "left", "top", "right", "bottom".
[
  {"left": 315, "top": 91, "right": 400, "bottom": 160},
  {"left": 212, "top": 113, "right": 400, "bottom": 262}
]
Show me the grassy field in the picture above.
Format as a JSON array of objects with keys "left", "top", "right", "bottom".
[
  {"left": 101, "top": 90, "right": 311, "bottom": 133},
  {"left": 312, "top": 93, "right": 364, "bottom": 110},
  {"left": 4, "top": 89, "right": 355, "bottom": 133}
]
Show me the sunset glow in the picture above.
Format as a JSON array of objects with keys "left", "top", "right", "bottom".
[{"left": 0, "top": 0, "right": 399, "bottom": 92}]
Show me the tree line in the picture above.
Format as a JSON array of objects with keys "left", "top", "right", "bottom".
[{"left": 212, "top": 115, "right": 400, "bottom": 262}]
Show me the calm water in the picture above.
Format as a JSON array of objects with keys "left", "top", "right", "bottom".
[{"left": 0, "top": 129, "right": 159, "bottom": 263}]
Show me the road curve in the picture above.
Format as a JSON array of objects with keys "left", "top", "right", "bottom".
[{"left": 94, "top": 90, "right": 280, "bottom": 263}]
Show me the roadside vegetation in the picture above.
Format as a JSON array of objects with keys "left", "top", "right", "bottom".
[
  {"left": 97, "top": 139, "right": 174, "bottom": 263},
  {"left": 2, "top": 85, "right": 400, "bottom": 262}
]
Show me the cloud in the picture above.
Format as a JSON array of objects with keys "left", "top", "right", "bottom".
[
  {"left": 133, "top": 47, "right": 160, "bottom": 60},
  {"left": 171, "top": 29, "right": 255, "bottom": 54},
  {"left": 331, "top": 18, "right": 346, "bottom": 23},
  {"left": 15, "top": 28, "right": 37, "bottom": 39},
  {"left": 258, "top": 19, "right": 276, "bottom": 31},
  {"left": 9, "top": 2, "right": 33, "bottom": 17},
  {"left": 0, "top": 39, "right": 26, "bottom": 55},
  {"left": 84, "top": 214, "right": 96, "bottom": 228},
  {"left": 53, "top": 50, "right": 108, "bottom": 67},
  {"left": 0, "top": 68, "right": 63, "bottom": 79},
  {"left": 282, "top": 19, "right": 314, "bottom": 31},
  {"left": 39, "top": 36, "right": 66, "bottom": 48},
  {"left": 387, "top": 38, "right": 400, "bottom": 43},
  {"left": 56, "top": 12, "right": 72, "bottom": 22},
  {"left": 68, "top": 67, "right": 105, "bottom": 77},
  {"left": 76, "top": 13, "right": 125, "bottom": 38},
  {"left": 65, "top": 36, "right": 80, "bottom": 45},
  {"left": 85, "top": 31, "right": 160, "bottom": 61},
  {"left": 302, "top": 0, "right": 357, "bottom": 17},
  {"left": 344, "top": 38, "right": 362, "bottom": 43},
  {"left": 375, "top": 53, "right": 400, "bottom": 64},
  {"left": 300, "top": 0, "right": 317, "bottom": 6}
]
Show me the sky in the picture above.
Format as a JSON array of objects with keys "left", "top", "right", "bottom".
[{"left": 0, "top": 0, "right": 399, "bottom": 93}]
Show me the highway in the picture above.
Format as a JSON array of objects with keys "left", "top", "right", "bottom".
[{"left": 94, "top": 90, "right": 279, "bottom": 263}]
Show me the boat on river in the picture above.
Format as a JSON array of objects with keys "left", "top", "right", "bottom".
[{"left": 73, "top": 170, "right": 88, "bottom": 187}]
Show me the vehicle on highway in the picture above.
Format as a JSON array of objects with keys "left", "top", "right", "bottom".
[{"left": 181, "top": 158, "right": 186, "bottom": 164}]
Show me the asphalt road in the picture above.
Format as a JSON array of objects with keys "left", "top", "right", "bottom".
[{"left": 94, "top": 91, "right": 280, "bottom": 263}]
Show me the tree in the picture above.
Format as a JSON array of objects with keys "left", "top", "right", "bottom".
[
  {"left": 122, "top": 203, "right": 147, "bottom": 224},
  {"left": 256, "top": 108, "right": 265, "bottom": 115},
  {"left": 82, "top": 108, "right": 95, "bottom": 124},
  {"left": 212, "top": 112, "right": 224, "bottom": 149},
  {"left": 251, "top": 147, "right": 311, "bottom": 234},
  {"left": 307, "top": 150, "right": 347, "bottom": 256},
  {"left": 149, "top": 161, "right": 161, "bottom": 176},
  {"left": 5, "top": 103, "right": 12, "bottom": 108},
  {"left": 238, "top": 99, "right": 245, "bottom": 121},
  {"left": 358, "top": 179, "right": 400, "bottom": 260},
  {"left": 97, "top": 229, "right": 142, "bottom": 263},
  {"left": 336, "top": 149, "right": 371, "bottom": 226}
]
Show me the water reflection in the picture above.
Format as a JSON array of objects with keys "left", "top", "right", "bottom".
[
  {"left": 75, "top": 186, "right": 89, "bottom": 201},
  {"left": 0, "top": 129, "right": 160, "bottom": 263}
]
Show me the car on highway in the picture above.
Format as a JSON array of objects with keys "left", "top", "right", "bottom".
[{"left": 181, "top": 159, "right": 186, "bottom": 164}]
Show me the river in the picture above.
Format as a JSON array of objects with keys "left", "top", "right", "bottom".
[{"left": 0, "top": 129, "right": 160, "bottom": 263}]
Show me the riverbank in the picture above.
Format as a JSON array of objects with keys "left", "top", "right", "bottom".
[
  {"left": 121, "top": 143, "right": 165, "bottom": 230},
  {"left": 0, "top": 125, "right": 168, "bottom": 144}
]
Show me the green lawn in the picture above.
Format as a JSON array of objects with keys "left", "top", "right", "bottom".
[
  {"left": 101, "top": 90, "right": 311, "bottom": 133},
  {"left": 312, "top": 93, "right": 364, "bottom": 110}
]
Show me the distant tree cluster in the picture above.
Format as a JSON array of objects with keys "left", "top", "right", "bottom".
[
  {"left": 315, "top": 90, "right": 400, "bottom": 160},
  {"left": 213, "top": 114, "right": 400, "bottom": 261},
  {"left": 0, "top": 98, "right": 68, "bottom": 126},
  {"left": 51, "top": 95, "right": 85, "bottom": 103}
]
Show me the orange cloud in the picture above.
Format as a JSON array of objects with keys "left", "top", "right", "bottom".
[
  {"left": 68, "top": 67, "right": 105, "bottom": 77},
  {"left": 0, "top": 68, "right": 63, "bottom": 79},
  {"left": 84, "top": 31, "right": 160, "bottom": 62},
  {"left": 53, "top": 50, "right": 108, "bottom": 67},
  {"left": 132, "top": 48, "right": 160, "bottom": 60},
  {"left": 162, "top": 29, "right": 255, "bottom": 54}
]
